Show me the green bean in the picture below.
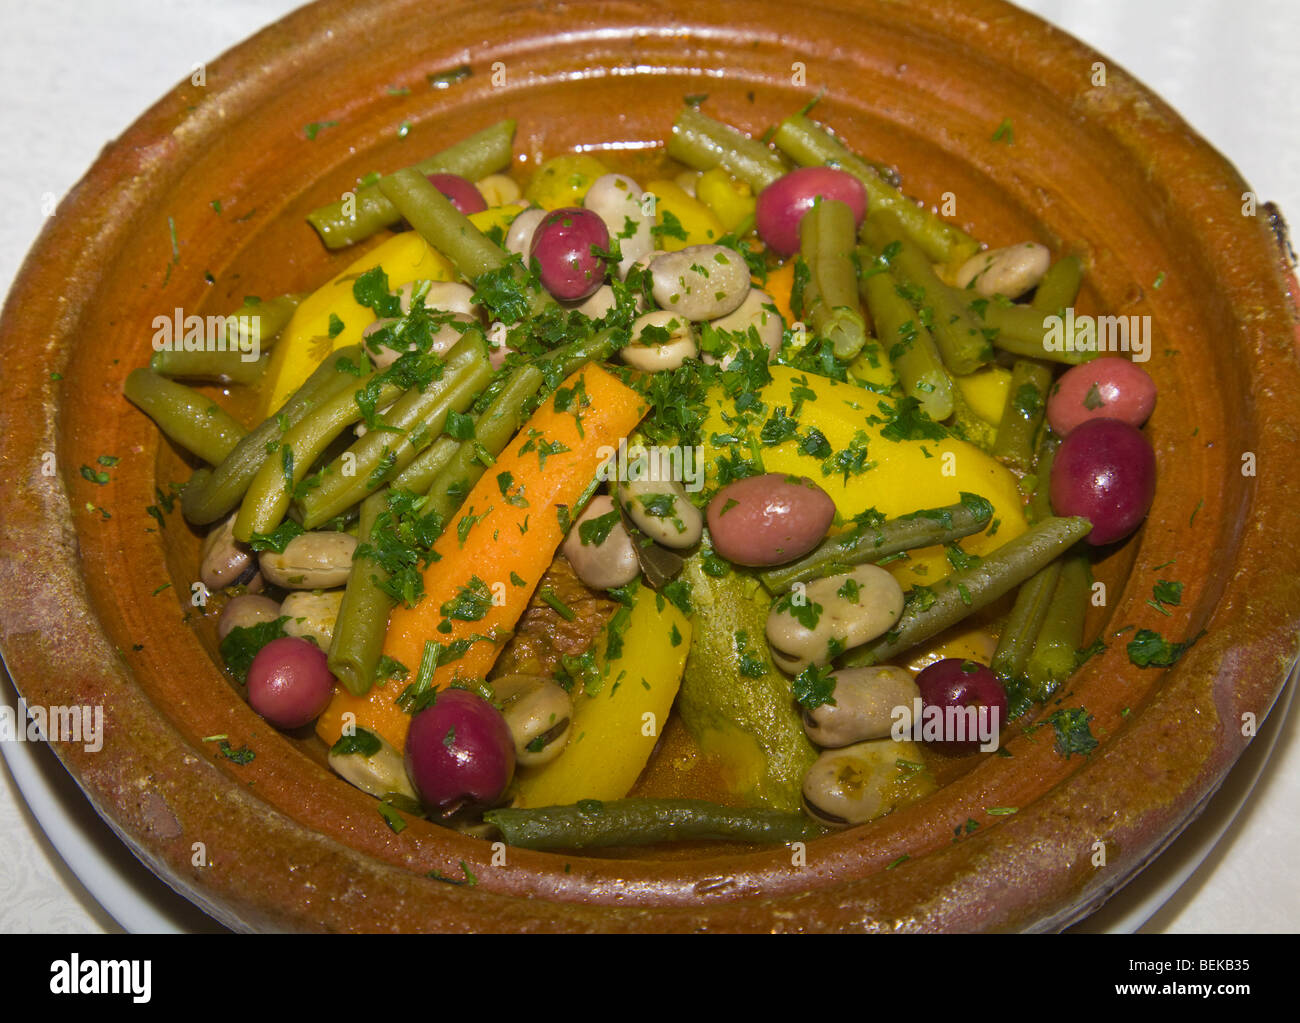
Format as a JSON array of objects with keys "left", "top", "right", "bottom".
[
  {"left": 233, "top": 367, "right": 407, "bottom": 543},
  {"left": 179, "top": 345, "right": 367, "bottom": 525},
  {"left": 990, "top": 558, "right": 1062, "bottom": 686},
  {"left": 1030, "top": 254, "right": 1083, "bottom": 316},
  {"left": 298, "top": 332, "right": 493, "bottom": 528},
  {"left": 1024, "top": 553, "right": 1090, "bottom": 699},
  {"left": 150, "top": 349, "right": 268, "bottom": 386},
  {"left": 535, "top": 326, "right": 620, "bottom": 379},
  {"left": 1025, "top": 430, "right": 1059, "bottom": 523},
  {"left": 992, "top": 359, "right": 1054, "bottom": 471},
  {"left": 863, "top": 213, "right": 991, "bottom": 375},
  {"left": 666, "top": 108, "right": 788, "bottom": 192},
  {"left": 306, "top": 120, "right": 516, "bottom": 249},
  {"left": 483, "top": 798, "right": 822, "bottom": 850},
  {"left": 857, "top": 247, "right": 955, "bottom": 420},
  {"left": 123, "top": 370, "right": 246, "bottom": 465},
  {"left": 841, "top": 515, "right": 1093, "bottom": 666},
  {"left": 773, "top": 113, "right": 979, "bottom": 264},
  {"left": 227, "top": 292, "right": 304, "bottom": 351},
  {"left": 388, "top": 435, "right": 460, "bottom": 496},
  {"left": 327, "top": 490, "right": 396, "bottom": 697},
  {"left": 378, "top": 168, "right": 507, "bottom": 279},
  {"left": 799, "top": 198, "right": 866, "bottom": 359},
  {"left": 948, "top": 380, "right": 997, "bottom": 453},
  {"left": 964, "top": 293, "right": 1090, "bottom": 365},
  {"left": 421, "top": 364, "right": 545, "bottom": 519},
  {"left": 760, "top": 493, "right": 994, "bottom": 592}
]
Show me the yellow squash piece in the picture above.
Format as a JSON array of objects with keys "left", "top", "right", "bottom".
[
  {"left": 695, "top": 167, "right": 756, "bottom": 234},
  {"left": 510, "top": 585, "right": 691, "bottom": 808},
  {"left": 700, "top": 365, "right": 1028, "bottom": 589},
  {"left": 523, "top": 153, "right": 611, "bottom": 210},
  {"left": 956, "top": 364, "right": 1012, "bottom": 426},
  {"left": 644, "top": 179, "right": 726, "bottom": 250},
  {"left": 260, "top": 208, "right": 524, "bottom": 416}
]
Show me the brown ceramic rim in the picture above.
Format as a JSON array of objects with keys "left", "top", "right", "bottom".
[{"left": 1, "top": 0, "right": 1298, "bottom": 932}]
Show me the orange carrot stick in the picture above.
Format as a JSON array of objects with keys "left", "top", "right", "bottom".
[{"left": 315, "top": 363, "right": 647, "bottom": 752}]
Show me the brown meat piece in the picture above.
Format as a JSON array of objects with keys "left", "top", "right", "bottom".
[{"left": 490, "top": 555, "right": 618, "bottom": 679}]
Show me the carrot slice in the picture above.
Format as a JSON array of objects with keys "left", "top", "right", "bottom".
[
  {"left": 763, "top": 259, "right": 796, "bottom": 327},
  {"left": 315, "top": 363, "right": 648, "bottom": 752}
]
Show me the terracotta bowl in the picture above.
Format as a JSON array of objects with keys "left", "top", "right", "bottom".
[{"left": 2, "top": 0, "right": 1298, "bottom": 932}]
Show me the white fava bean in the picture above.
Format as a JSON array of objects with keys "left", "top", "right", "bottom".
[
  {"left": 702, "top": 288, "right": 785, "bottom": 367},
  {"left": 475, "top": 174, "right": 522, "bottom": 207},
  {"left": 618, "top": 447, "right": 703, "bottom": 549},
  {"left": 649, "top": 244, "right": 750, "bottom": 321},
  {"left": 200, "top": 513, "right": 258, "bottom": 590},
  {"left": 398, "top": 280, "right": 478, "bottom": 317},
  {"left": 505, "top": 207, "right": 548, "bottom": 259},
  {"left": 217, "top": 594, "right": 282, "bottom": 640},
  {"left": 280, "top": 590, "right": 345, "bottom": 650},
  {"left": 583, "top": 173, "right": 654, "bottom": 276},
  {"left": 801, "top": 738, "right": 912, "bottom": 826},
  {"left": 955, "top": 242, "right": 1051, "bottom": 299},
  {"left": 369, "top": 313, "right": 475, "bottom": 368},
  {"left": 491, "top": 674, "right": 574, "bottom": 768},
  {"left": 621, "top": 310, "right": 698, "bottom": 372},
  {"left": 572, "top": 284, "right": 617, "bottom": 321},
  {"left": 674, "top": 169, "right": 701, "bottom": 198},
  {"left": 766, "top": 564, "right": 905, "bottom": 674},
  {"left": 328, "top": 730, "right": 418, "bottom": 801},
  {"left": 802, "top": 666, "right": 920, "bottom": 748},
  {"left": 259, "top": 532, "right": 358, "bottom": 590},
  {"left": 561, "top": 495, "right": 640, "bottom": 590}
]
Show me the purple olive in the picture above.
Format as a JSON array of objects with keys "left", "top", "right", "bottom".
[
  {"left": 1047, "top": 357, "right": 1157, "bottom": 436},
  {"left": 405, "top": 689, "right": 515, "bottom": 814},
  {"left": 425, "top": 172, "right": 488, "bottom": 216},
  {"left": 756, "top": 167, "right": 868, "bottom": 257},
  {"left": 246, "top": 636, "right": 335, "bottom": 730},
  {"left": 914, "top": 658, "right": 1007, "bottom": 753},
  {"left": 706, "top": 473, "right": 836, "bottom": 567},
  {"left": 529, "top": 206, "right": 610, "bottom": 301},
  {"left": 1050, "top": 417, "right": 1156, "bottom": 545}
]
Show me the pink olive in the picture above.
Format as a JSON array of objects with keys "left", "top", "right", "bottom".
[
  {"left": 405, "top": 689, "right": 515, "bottom": 814},
  {"left": 1047, "top": 357, "right": 1157, "bottom": 436},
  {"left": 914, "top": 658, "right": 1007, "bottom": 754},
  {"left": 1050, "top": 417, "right": 1156, "bottom": 546},
  {"left": 756, "top": 167, "right": 868, "bottom": 257},
  {"left": 425, "top": 172, "right": 488, "bottom": 216},
  {"left": 529, "top": 206, "right": 610, "bottom": 301},
  {"left": 246, "top": 636, "right": 335, "bottom": 730},
  {"left": 706, "top": 473, "right": 836, "bottom": 567}
]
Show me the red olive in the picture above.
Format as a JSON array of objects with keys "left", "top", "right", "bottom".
[
  {"left": 756, "top": 167, "right": 868, "bottom": 257},
  {"left": 246, "top": 636, "right": 335, "bottom": 730},
  {"left": 1047, "top": 357, "right": 1157, "bottom": 436},
  {"left": 425, "top": 172, "right": 488, "bottom": 216},
  {"left": 1050, "top": 417, "right": 1156, "bottom": 545},
  {"left": 529, "top": 206, "right": 610, "bottom": 301},
  {"left": 706, "top": 473, "right": 836, "bottom": 567},
  {"left": 914, "top": 658, "right": 1007, "bottom": 753},
  {"left": 405, "top": 689, "right": 515, "bottom": 814}
]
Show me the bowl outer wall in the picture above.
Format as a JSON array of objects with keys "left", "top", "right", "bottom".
[{"left": 0, "top": 0, "right": 1298, "bottom": 932}]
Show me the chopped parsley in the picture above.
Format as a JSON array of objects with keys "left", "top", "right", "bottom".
[{"left": 792, "top": 663, "right": 837, "bottom": 711}]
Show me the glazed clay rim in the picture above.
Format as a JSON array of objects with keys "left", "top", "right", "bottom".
[{"left": 1, "top": 0, "right": 1298, "bottom": 932}]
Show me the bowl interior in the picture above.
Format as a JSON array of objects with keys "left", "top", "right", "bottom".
[{"left": 3, "top": 0, "right": 1297, "bottom": 932}]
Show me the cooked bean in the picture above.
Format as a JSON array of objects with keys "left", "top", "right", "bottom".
[
  {"left": 491, "top": 674, "right": 574, "bottom": 768},
  {"left": 572, "top": 284, "right": 617, "bottom": 321},
  {"left": 366, "top": 313, "right": 475, "bottom": 368},
  {"left": 674, "top": 169, "right": 701, "bottom": 198},
  {"left": 259, "top": 531, "right": 357, "bottom": 589},
  {"left": 707, "top": 473, "right": 834, "bottom": 567},
  {"left": 328, "top": 729, "right": 417, "bottom": 800},
  {"left": 475, "top": 174, "right": 522, "bottom": 207},
  {"left": 561, "top": 494, "right": 640, "bottom": 590},
  {"left": 802, "top": 666, "right": 919, "bottom": 748},
  {"left": 649, "top": 244, "right": 750, "bottom": 320},
  {"left": 217, "top": 594, "right": 281, "bottom": 640},
  {"left": 280, "top": 590, "right": 345, "bottom": 649},
  {"left": 766, "top": 564, "right": 905, "bottom": 673},
  {"left": 504, "top": 206, "right": 548, "bottom": 259},
  {"left": 801, "top": 738, "right": 911, "bottom": 826},
  {"left": 618, "top": 447, "right": 703, "bottom": 549},
  {"left": 702, "top": 287, "right": 784, "bottom": 366},
  {"left": 583, "top": 172, "right": 654, "bottom": 276},
  {"left": 620, "top": 310, "right": 698, "bottom": 372},
  {"left": 200, "top": 514, "right": 258, "bottom": 591},
  {"left": 398, "top": 280, "right": 477, "bottom": 316},
  {"left": 956, "top": 242, "right": 1051, "bottom": 299}
]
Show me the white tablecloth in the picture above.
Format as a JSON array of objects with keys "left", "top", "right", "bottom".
[{"left": 1, "top": 0, "right": 1297, "bottom": 933}]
